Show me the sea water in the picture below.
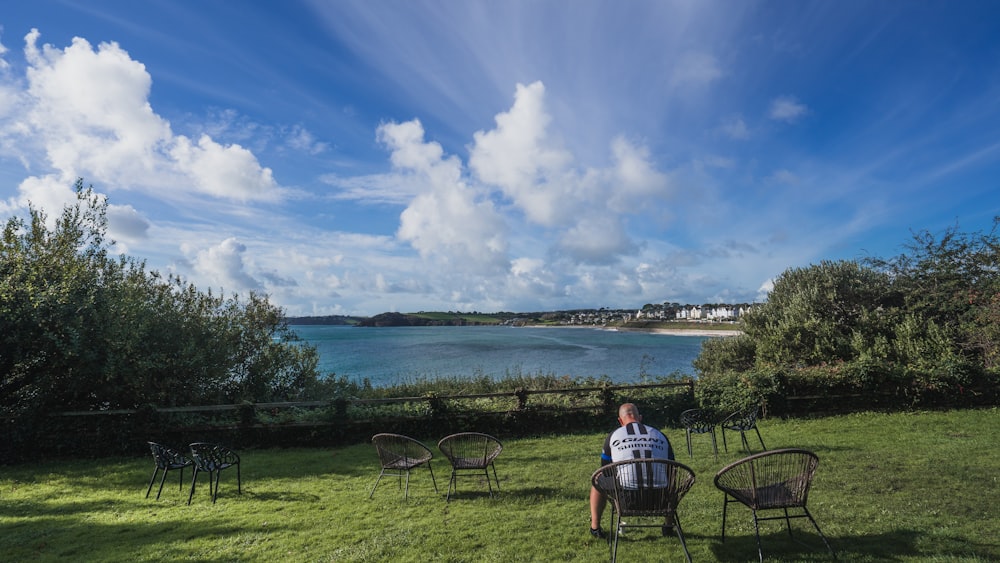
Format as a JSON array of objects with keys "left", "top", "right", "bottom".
[{"left": 289, "top": 325, "right": 709, "bottom": 386}]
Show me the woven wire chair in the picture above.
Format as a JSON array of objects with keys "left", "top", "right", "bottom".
[
  {"left": 146, "top": 442, "right": 193, "bottom": 500},
  {"left": 591, "top": 459, "right": 696, "bottom": 563},
  {"left": 437, "top": 432, "right": 503, "bottom": 502},
  {"left": 714, "top": 448, "right": 835, "bottom": 561},
  {"left": 720, "top": 405, "right": 766, "bottom": 453},
  {"left": 187, "top": 442, "right": 241, "bottom": 504},
  {"left": 369, "top": 433, "right": 438, "bottom": 499},
  {"left": 680, "top": 408, "right": 719, "bottom": 459}
]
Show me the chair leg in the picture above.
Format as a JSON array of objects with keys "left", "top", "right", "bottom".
[
  {"left": 722, "top": 429, "right": 729, "bottom": 453},
  {"left": 178, "top": 467, "right": 185, "bottom": 491},
  {"left": 752, "top": 509, "right": 764, "bottom": 562},
  {"left": 490, "top": 462, "right": 500, "bottom": 492},
  {"left": 784, "top": 507, "right": 794, "bottom": 538},
  {"left": 740, "top": 430, "right": 752, "bottom": 452},
  {"left": 156, "top": 468, "right": 170, "bottom": 500},
  {"left": 146, "top": 467, "right": 160, "bottom": 499},
  {"left": 236, "top": 464, "right": 242, "bottom": 495},
  {"left": 720, "top": 495, "right": 730, "bottom": 541},
  {"left": 187, "top": 468, "right": 199, "bottom": 505},
  {"left": 211, "top": 470, "right": 219, "bottom": 504},
  {"left": 610, "top": 506, "right": 621, "bottom": 563},
  {"left": 403, "top": 469, "right": 410, "bottom": 499},
  {"left": 446, "top": 470, "right": 457, "bottom": 502},
  {"left": 426, "top": 462, "right": 439, "bottom": 493},
  {"left": 754, "top": 426, "right": 766, "bottom": 450},
  {"left": 803, "top": 507, "right": 837, "bottom": 560},
  {"left": 369, "top": 469, "right": 386, "bottom": 498},
  {"left": 710, "top": 429, "right": 719, "bottom": 459},
  {"left": 673, "top": 516, "right": 693, "bottom": 563}
]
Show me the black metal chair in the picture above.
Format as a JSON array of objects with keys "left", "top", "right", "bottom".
[
  {"left": 591, "top": 459, "right": 696, "bottom": 563},
  {"left": 369, "top": 433, "right": 438, "bottom": 499},
  {"left": 187, "top": 442, "right": 241, "bottom": 504},
  {"left": 720, "top": 405, "right": 766, "bottom": 453},
  {"left": 680, "top": 408, "right": 719, "bottom": 459},
  {"left": 145, "top": 442, "right": 193, "bottom": 500},
  {"left": 714, "top": 448, "right": 836, "bottom": 561},
  {"left": 437, "top": 432, "right": 503, "bottom": 502}
]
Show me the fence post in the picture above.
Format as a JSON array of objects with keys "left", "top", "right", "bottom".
[{"left": 515, "top": 387, "right": 529, "bottom": 410}]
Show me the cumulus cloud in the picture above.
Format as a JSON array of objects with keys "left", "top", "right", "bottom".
[
  {"left": 768, "top": 95, "right": 808, "bottom": 122},
  {"left": 107, "top": 203, "right": 150, "bottom": 242},
  {"left": 378, "top": 119, "right": 510, "bottom": 274},
  {"left": 469, "top": 81, "right": 574, "bottom": 226},
  {"left": 3, "top": 29, "right": 281, "bottom": 214},
  {"left": 192, "top": 237, "right": 263, "bottom": 292}
]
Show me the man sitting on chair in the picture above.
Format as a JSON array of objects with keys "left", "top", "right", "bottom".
[{"left": 590, "top": 402, "right": 675, "bottom": 539}]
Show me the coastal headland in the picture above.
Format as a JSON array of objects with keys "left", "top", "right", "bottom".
[{"left": 286, "top": 310, "right": 743, "bottom": 336}]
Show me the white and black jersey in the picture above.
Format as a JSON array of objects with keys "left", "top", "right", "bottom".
[
  {"left": 599, "top": 421, "right": 675, "bottom": 489},
  {"left": 600, "top": 422, "right": 674, "bottom": 464}
]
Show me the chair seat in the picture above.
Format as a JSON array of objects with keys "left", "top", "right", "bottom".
[
  {"left": 437, "top": 432, "right": 503, "bottom": 502},
  {"left": 714, "top": 448, "right": 835, "bottom": 561},
  {"left": 369, "top": 433, "right": 438, "bottom": 499},
  {"left": 591, "top": 459, "right": 696, "bottom": 563}
]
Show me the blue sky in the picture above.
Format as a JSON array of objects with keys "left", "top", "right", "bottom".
[{"left": 2, "top": 1, "right": 998, "bottom": 317}]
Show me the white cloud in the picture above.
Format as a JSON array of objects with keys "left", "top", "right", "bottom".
[
  {"left": 720, "top": 115, "right": 750, "bottom": 139},
  {"left": 767, "top": 169, "right": 799, "bottom": 185},
  {"left": 768, "top": 95, "right": 808, "bottom": 122},
  {"left": 107, "top": 203, "right": 150, "bottom": 242},
  {"left": 378, "top": 119, "right": 510, "bottom": 274},
  {"left": 469, "top": 81, "right": 574, "bottom": 226},
  {"left": 192, "top": 237, "right": 263, "bottom": 292},
  {"left": 3, "top": 29, "right": 281, "bottom": 216},
  {"left": 168, "top": 134, "right": 279, "bottom": 201},
  {"left": 0, "top": 30, "right": 9, "bottom": 70},
  {"left": 671, "top": 51, "right": 723, "bottom": 87}
]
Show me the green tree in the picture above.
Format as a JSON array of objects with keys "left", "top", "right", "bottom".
[
  {"left": 740, "top": 260, "right": 896, "bottom": 366},
  {"left": 1, "top": 181, "right": 321, "bottom": 456}
]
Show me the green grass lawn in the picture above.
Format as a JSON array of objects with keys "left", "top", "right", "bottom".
[{"left": 2, "top": 409, "right": 997, "bottom": 562}]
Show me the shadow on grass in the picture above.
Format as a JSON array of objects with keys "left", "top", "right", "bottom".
[
  {"left": 2, "top": 517, "right": 287, "bottom": 562},
  {"left": 707, "top": 529, "right": 920, "bottom": 561}
]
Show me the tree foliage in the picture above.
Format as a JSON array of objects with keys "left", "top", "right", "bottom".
[
  {"left": 1, "top": 181, "right": 321, "bottom": 451},
  {"left": 694, "top": 218, "right": 1000, "bottom": 412}
]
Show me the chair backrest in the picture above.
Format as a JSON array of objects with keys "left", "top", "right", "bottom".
[
  {"left": 371, "top": 433, "right": 433, "bottom": 469},
  {"left": 714, "top": 448, "right": 819, "bottom": 510},
  {"left": 189, "top": 442, "right": 240, "bottom": 471},
  {"left": 148, "top": 442, "right": 190, "bottom": 469},
  {"left": 721, "top": 405, "right": 760, "bottom": 430},
  {"left": 591, "top": 459, "right": 696, "bottom": 517},
  {"left": 680, "top": 409, "right": 716, "bottom": 432},
  {"left": 437, "top": 432, "right": 503, "bottom": 468}
]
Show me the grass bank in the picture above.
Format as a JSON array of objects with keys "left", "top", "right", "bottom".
[{"left": 1, "top": 409, "right": 997, "bottom": 562}]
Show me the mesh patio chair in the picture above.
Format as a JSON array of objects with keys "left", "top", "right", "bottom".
[
  {"left": 720, "top": 405, "right": 766, "bottom": 453},
  {"left": 145, "top": 442, "right": 193, "bottom": 500},
  {"left": 437, "top": 432, "right": 503, "bottom": 502},
  {"left": 714, "top": 448, "right": 835, "bottom": 561},
  {"left": 591, "top": 459, "right": 696, "bottom": 563},
  {"left": 680, "top": 408, "right": 719, "bottom": 459},
  {"left": 369, "top": 433, "right": 438, "bottom": 499},
  {"left": 187, "top": 442, "right": 241, "bottom": 504}
]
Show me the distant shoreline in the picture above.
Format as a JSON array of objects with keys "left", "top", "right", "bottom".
[{"left": 524, "top": 324, "right": 742, "bottom": 337}]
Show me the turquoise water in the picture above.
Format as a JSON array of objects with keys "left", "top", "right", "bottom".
[{"left": 289, "top": 325, "right": 708, "bottom": 386}]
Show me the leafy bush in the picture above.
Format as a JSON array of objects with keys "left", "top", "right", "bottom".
[
  {"left": 0, "top": 181, "right": 322, "bottom": 462},
  {"left": 694, "top": 218, "right": 1000, "bottom": 415}
]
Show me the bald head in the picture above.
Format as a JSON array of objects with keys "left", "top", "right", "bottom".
[{"left": 617, "top": 403, "right": 642, "bottom": 425}]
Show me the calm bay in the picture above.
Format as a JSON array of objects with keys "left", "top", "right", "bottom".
[{"left": 289, "top": 325, "right": 710, "bottom": 386}]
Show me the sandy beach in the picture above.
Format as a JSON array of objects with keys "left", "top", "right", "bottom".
[{"left": 526, "top": 324, "right": 742, "bottom": 337}]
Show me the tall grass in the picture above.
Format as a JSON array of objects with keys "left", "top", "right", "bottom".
[{"left": 1, "top": 408, "right": 997, "bottom": 562}]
